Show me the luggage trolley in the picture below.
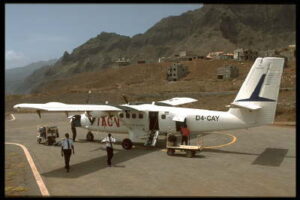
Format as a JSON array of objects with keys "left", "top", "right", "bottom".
[
  {"left": 166, "top": 133, "right": 203, "bottom": 158},
  {"left": 37, "top": 126, "right": 59, "bottom": 145}
]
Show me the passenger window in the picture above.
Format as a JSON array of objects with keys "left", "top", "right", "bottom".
[
  {"left": 161, "top": 114, "right": 166, "bottom": 119},
  {"left": 132, "top": 113, "right": 136, "bottom": 119},
  {"left": 126, "top": 113, "right": 130, "bottom": 118},
  {"left": 119, "top": 113, "right": 124, "bottom": 118},
  {"left": 139, "top": 113, "right": 143, "bottom": 119}
]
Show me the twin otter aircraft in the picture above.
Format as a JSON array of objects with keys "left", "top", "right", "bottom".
[{"left": 14, "top": 57, "right": 284, "bottom": 150}]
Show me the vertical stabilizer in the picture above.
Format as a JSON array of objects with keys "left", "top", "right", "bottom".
[{"left": 229, "top": 57, "right": 285, "bottom": 125}]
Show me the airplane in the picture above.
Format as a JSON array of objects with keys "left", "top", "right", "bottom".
[{"left": 13, "top": 57, "right": 284, "bottom": 150}]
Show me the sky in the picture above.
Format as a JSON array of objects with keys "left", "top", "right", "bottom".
[{"left": 5, "top": 4, "right": 202, "bottom": 69}]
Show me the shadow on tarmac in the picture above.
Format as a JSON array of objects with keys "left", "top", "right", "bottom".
[
  {"left": 41, "top": 147, "right": 159, "bottom": 178},
  {"left": 204, "top": 148, "right": 295, "bottom": 167}
]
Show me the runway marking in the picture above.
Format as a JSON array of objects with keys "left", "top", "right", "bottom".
[
  {"left": 8, "top": 114, "right": 15, "bottom": 121},
  {"left": 5, "top": 142, "right": 50, "bottom": 196},
  {"left": 203, "top": 133, "right": 237, "bottom": 149},
  {"left": 161, "top": 132, "right": 237, "bottom": 151}
]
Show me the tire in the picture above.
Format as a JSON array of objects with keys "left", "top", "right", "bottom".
[
  {"left": 167, "top": 148, "right": 175, "bottom": 156},
  {"left": 122, "top": 138, "right": 133, "bottom": 150},
  {"left": 37, "top": 138, "right": 42, "bottom": 144},
  {"left": 86, "top": 132, "right": 94, "bottom": 141},
  {"left": 186, "top": 150, "right": 194, "bottom": 158},
  {"left": 47, "top": 137, "right": 53, "bottom": 145}
]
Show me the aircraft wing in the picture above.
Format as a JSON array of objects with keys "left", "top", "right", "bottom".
[
  {"left": 157, "top": 97, "right": 198, "bottom": 106},
  {"left": 13, "top": 102, "right": 122, "bottom": 112}
]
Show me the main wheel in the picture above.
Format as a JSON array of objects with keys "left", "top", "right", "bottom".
[
  {"left": 86, "top": 132, "right": 94, "bottom": 141},
  {"left": 122, "top": 138, "right": 133, "bottom": 150},
  {"left": 167, "top": 148, "right": 175, "bottom": 156},
  {"left": 37, "top": 138, "right": 42, "bottom": 144}
]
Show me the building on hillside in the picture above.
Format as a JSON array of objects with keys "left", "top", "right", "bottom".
[
  {"left": 115, "top": 57, "right": 130, "bottom": 67},
  {"left": 233, "top": 48, "right": 258, "bottom": 61},
  {"left": 137, "top": 60, "right": 146, "bottom": 64},
  {"left": 217, "top": 66, "right": 239, "bottom": 80},
  {"left": 167, "top": 63, "right": 188, "bottom": 81},
  {"left": 218, "top": 53, "right": 234, "bottom": 60},
  {"left": 206, "top": 51, "right": 224, "bottom": 59}
]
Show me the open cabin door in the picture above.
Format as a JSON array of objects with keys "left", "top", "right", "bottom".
[
  {"left": 149, "top": 111, "right": 159, "bottom": 131},
  {"left": 175, "top": 118, "right": 187, "bottom": 131}
]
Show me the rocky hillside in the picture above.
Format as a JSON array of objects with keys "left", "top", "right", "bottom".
[
  {"left": 18, "top": 4, "right": 295, "bottom": 94},
  {"left": 5, "top": 59, "right": 57, "bottom": 94}
]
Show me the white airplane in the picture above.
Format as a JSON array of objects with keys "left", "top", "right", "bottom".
[{"left": 13, "top": 57, "right": 284, "bottom": 150}]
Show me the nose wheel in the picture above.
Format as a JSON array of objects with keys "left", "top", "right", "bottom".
[
  {"left": 86, "top": 132, "right": 94, "bottom": 141},
  {"left": 122, "top": 138, "right": 133, "bottom": 150}
]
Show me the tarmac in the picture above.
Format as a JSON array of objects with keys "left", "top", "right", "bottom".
[{"left": 5, "top": 113, "right": 296, "bottom": 197}]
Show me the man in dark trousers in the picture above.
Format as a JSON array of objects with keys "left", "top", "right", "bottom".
[
  {"left": 180, "top": 125, "right": 190, "bottom": 145},
  {"left": 70, "top": 116, "right": 77, "bottom": 141},
  {"left": 61, "top": 133, "right": 75, "bottom": 172},
  {"left": 101, "top": 133, "right": 116, "bottom": 167}
]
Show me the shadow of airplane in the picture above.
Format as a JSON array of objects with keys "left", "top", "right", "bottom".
[{"left": 203, "top": 148, "right": 295, "bottom": 167}]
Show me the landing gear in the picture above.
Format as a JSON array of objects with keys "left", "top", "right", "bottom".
[
  {"left": 122, "top": 138, "right": 133, "bottom": 150},
  {"left": 86, "top": 132, "right": 94, "bottom": 141}
]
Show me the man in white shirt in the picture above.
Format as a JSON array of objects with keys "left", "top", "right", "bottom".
[
  {"left": 61, "top": 133, "right": 75, "bottom": 172},
  {"left": 101, "top": 133, "right": 116, "bottom": 167}
]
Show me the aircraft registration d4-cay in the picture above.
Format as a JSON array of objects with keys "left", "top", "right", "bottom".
[{"left": 14, "top": 57, "right": 285, "bottom": 150}]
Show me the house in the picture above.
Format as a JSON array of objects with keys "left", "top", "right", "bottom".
[
  {"left": 217, "top": 66, "right": 239, "bottom": 80},
  {"left": 167, "top": 63, "right": 188, "bottom": 81}
]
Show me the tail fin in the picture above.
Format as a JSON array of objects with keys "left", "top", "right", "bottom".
[{"left": 229, "top": 57, "right": 285, "bottom": 125}]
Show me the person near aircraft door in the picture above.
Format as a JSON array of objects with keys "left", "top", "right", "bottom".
[
  {"left": 180, "top": 125, "right": 190, "bottom": 145},
  {"left": 101, "top": 133, "right": 116, "bottom": 167},
  {"left": 61, "top": 133, "right": 75, "bottom": 172},
  {"left": 70, "top": 116, "right": 77, "bottom": 141}
]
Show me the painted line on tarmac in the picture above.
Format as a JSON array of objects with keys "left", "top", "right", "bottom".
[
  {"left": 5, "top": 142, "right": 50, "bottom": 196},
  {"left": 8, "top": 114, "right": 15, "bottom": 121},
  {"left": 161, "top": 132, "right": 237, "bottom": 152},
  {"left": 203, "top": 133, "right": 237, "bottom": 149}
]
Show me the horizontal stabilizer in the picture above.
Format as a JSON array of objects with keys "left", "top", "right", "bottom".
[{"left": 227, "top": 102, "right": 262, "bottom": 110}]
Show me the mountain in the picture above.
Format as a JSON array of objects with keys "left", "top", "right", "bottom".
[
  {"left": 5, "top": 59, "right": 57, "bottom": 94},
  {"left": 21, "top": 4, "right": 295, "bottom": 94}
]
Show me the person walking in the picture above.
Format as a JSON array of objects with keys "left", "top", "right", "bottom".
[
  {"left": 101, "top": 133, "right": 116, "bottom": 167},
  {"left": 61, "top": 133, "right": 75, "bottom": 172}
]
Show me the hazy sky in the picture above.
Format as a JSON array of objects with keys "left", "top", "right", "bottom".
[{"left": 5, "top": 4, "right": 202, "bottom": 69}]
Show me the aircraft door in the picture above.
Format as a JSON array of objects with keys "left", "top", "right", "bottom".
[
  {"left": 149, "top": 112, "right": 159, "bottom": 131},
  {"left": 159, "top": 112, "right": 176, "bottom": 133}
]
